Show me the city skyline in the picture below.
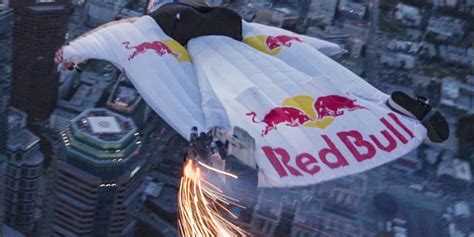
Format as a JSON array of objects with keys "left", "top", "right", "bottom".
[{"left": 0, "top": 0, "right": 473, "bottom": 236}]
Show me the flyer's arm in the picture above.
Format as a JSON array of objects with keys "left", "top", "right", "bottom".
[
  {"left": 241, "top": 21, "right": 346, "bottom": 57},
  {"left": 55, "top": 17, "right": 139, "bottom": 70}
]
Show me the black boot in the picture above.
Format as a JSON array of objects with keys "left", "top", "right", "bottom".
[{"left": 387, "top": 91, "right": 449, "bottom": 143}]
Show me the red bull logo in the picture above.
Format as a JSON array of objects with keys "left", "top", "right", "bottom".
[
  {"left": 247, "top": 107, "right": 312, "bottom": 136},
  {"left": 123, "top": 39, "right": 191, "bottom": 62},
  {"left": 265, "top": 35, "right": 303, "bottom": 50},
  {"left": 247, "top": 95, "right": 366, "bottom": 136},
  {"left": 314, "top": 95, "right": 366, "bottom": 120},
  {"left": 244, "top": 35, "right": 303, "bottom": 56}
]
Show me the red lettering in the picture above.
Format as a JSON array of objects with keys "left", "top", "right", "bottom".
[
  {"left": 388, "top": 112, "right": 415, "bottom": 138},
  {"left": 318, "top": 135, "right": 348, "bottom": 169},
  {"left": 370, "top": 130, "right": 397, "bottom": 152},
  {"left": 381, "top": 117, "right": 408, "bottom": 144},
  {"left": 338, "top": 130, "right": 376, "bottom": 162},
  {"left": 296, "top": 153, "right": 320, "bottom": 175},
  {"left": 262, "top": 146, "right": 302, "bottom": 177}
]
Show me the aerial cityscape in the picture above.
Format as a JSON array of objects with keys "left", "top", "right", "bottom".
[{"left": 0, "top": 0, "right": 473, "bottom": 236}]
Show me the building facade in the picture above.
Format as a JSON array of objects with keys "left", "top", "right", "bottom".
[
  {"left": 4, "top": 128, "right": 44, "bottom": 235},
  {"left": 48, "top": 108, "right": 145, "bottom": 237},
  {"left": 9, "top": 0, "right": 70, "bottom": 122},
  {"left": 106, "top": 75, "right": 151, "bottom": 129},
  {"left": 85, "top": 0, "right": 126, "bottom": 26}
]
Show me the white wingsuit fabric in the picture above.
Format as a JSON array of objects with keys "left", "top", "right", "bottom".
[
  {"left": 62, "top": 15, "right": 426, "bottom": 187},
  {"left": 63, "top": 16, "right": 210, "bottom": 137},
  {"left": 188, "top": 36, "right": 425, "bottom": 187},
  {"left": 241, "top": 21, "right": 388, "bottom": 103}
]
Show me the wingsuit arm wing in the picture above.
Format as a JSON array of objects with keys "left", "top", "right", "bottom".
[
  {"left": 241, "top": 20, "right": 346, "bottom": 57},
  {"left": 60, "top": 17, "right": 139, "bottom": 69}
]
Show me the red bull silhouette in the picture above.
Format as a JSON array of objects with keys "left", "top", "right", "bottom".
[
  {"left": 247, "top": 107, "right": 312, "bottom": 136},
  {"left": 123, "top": 41, "right": 179, "bottom": 61},
  {"left": 314, "top": 95, "right": 366, "bottom": 120},
  {"left": 265, "top": 35, "right": 303, "bottom": 50}
]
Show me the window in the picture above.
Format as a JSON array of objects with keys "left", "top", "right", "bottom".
[
  {"left": 15, "top": 153, "right": 23, "bottom": 162},
  {"left": 27, "top": 180, "right": 36, "bottom": 189},
  {"left": 37, "top": 0, "right": 56, "bottom": 2}
]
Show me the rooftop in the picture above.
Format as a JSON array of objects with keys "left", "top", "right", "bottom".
[
  {"left": 395, "top": 3, "right": 420, "bottom": 16},
  {"left": 307, "top": 0, "right": 337, "bottom": 24},
  {"left": 7, "top": 106, "right": 26, "bottom": 128},
  {"left": 107, "top": 77, "right": 142, "bottom": 114},
  {"left": 437, "top": 155, "right": 472, "bottom": 182},
  {"left": 387, "top": 40, "right": 421, "bottom": 54},
  {"left": 64, "top": 108, "right": 140, "bottom": 160},
  {"left": 87, "top": 116, "right": 122, "bottom": 134},
  {"left": 28, "top": 5, "right": 66, "bottom": 12},
  {"left": 51, "top": 108, "right": 77, "bottom": 120},
  {"left": 441, "top": 77, "right": 474, "bottom": 112},
  {"left": 70, "top": 108, "right": 137, "bottom": 144},
  {"left": 427, "top": 16, "right": 466, "bottom": 40},
  {"left": 253, "top": 189, "right": 287, "bottom": 220},
  {"left": 143, "top": 181, "right": 163, "bottom": 198},
  {"left": 2, "top": 224, "right": 25, "bottom": 237},
  {"left": 0, "top": 5, "right": 13, "bottom": 19},
  {"left": 394, "top": 3, "right": 422, "bottom": 26},
  {"left": 338, "top": 1, "right": 367, "bottom": 17},
  {"left": 58, "top": 83, "right": 106, "bottom": 113},
  {"left": 115, "top": 86, "right": 139, "bottom": 106},
  {"left": 7, "top": 129, "right": 39, "bottom": 152},
  {"left": 152, "top": 185, "right": 178, "bottom": 214}
]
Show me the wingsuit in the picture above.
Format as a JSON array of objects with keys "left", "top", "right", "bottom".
[
  {"left": 148, "top": 2, "right": 448, "bottom": 143},
  {"left": 54, "top": 2, "right": 448, "bottom": 188}
]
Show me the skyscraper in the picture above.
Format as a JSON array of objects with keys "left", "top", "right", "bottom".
[
  {"left": 0, "top": 84, "right": 7, "bottom": 237},
  {"left": 48, "top": 108, "right": 145, "bottom": 237},
  {"left": 0, "top": 2, "right": 13, "bottom": 154},
  {"left": 85, "top": 0, "right": 127, "bottom": 26},
  {"left": 0, "top": 75, "right": 8, "bottom": 157},
  {"left": 3, "top": 107, "right": 43, "bottom": 235},
  {"left": 4, "top": 129, "right": 44, "bottom": 235},
  {"left": 273, "top": 0, "right": 311, "bottom": 27},
  {"left": 0, "top": 4, "right": 14, "bottom": 235},
  {"left": 10, "top": 0, "right": 70, "bottom": 122},
  {"left": 458, "top": 115, "right": 474, "bottom": 169}
]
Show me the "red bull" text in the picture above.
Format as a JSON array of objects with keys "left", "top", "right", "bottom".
[
  {"left": 265, "top": 35, "right": 303, "bottom": 50},
  {"left": 262, "top": 112, "right": 416, "bottom": 177},
  {"left": 123, "top": 40, "right": 179, "bottom": 61}
]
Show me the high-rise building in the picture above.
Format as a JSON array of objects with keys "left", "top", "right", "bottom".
[
  {"left": 106, "top": 75, "right": 151, "bottom": 129},
  {"left": 0, "top": 100, "right": 9, "bottom": 156},
  {"left": 273, "top": 0, "right": 311, "bottom": 27},
  {"left": 48, "top": 108, "right": 145, "bottom": 237},
  {"left": 4, "top": 129, "right": 44, "bottom": 235},
  {"left": 9, "top": 0, "right": 70, "bottom": 122},
  {"left": 85, "top": 0, "right": 127, "bottom": 26},
  {"left": 0, "top": 95, "right": 8, "bottom": 235},
  {"left": 0, "top": 154, "right": 4, "bottom": 237},
  {"left": 0, "top": 3, "right": 13, "bottom": 152},
  {"left": 458, "top": 115, "right": 474, "bottom": 168},
  {"left": 0, "top": 6, "right": 14, "bottom": 233}
]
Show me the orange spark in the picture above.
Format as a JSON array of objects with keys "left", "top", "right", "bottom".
[{"left": 178, "top": 159, "right": 247, "bottom": 237}]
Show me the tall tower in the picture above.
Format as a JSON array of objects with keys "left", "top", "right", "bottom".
[
  {"left": 48, "top": 108, "right": 145, "bottom": 237},
  {"left": 9, "top": 0, "right": 70, "bottom": 122},
  {"left": 0, "top": 61, "right": 7, "bottom": 237},
  {"left": 4, "top": 108, "right": 44, "bottom": 235},
  {"left": 0, "top": 3, "right": 15, "bottom": 235}
]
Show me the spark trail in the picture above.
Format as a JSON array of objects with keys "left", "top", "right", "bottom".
[{"left": 178, "top": 159, "right": 247, "bottom": 237}]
